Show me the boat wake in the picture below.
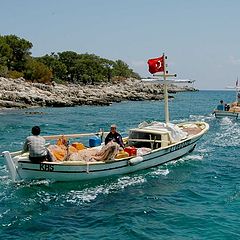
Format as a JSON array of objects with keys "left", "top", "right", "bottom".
[
  {"left": 181, "top": 154, "right": 204, "bottom": 161},
  {"left": 167, "top": 154, "right": 204, "bottom": 166},
  {"left": 63, "top": 175, "right": 146, "bottom": 204},
  {"left": 148, "top": 168, "right": 170, "bottom": 177},
  {"left": 172, "top": 114, "right": 214, "bottom": 126},
  {"left": 61, "top": 167, "right": 173, "bottom": 204},
  {"left": 0, "top": 165, "right": 174, "bottom": 209},
  {"left": 189, "top": 114, "right": 215, "bottom": 122},
  {"left": 219, "top": 117, "right": 233, "bottom": 125},
  {"left": 212, "top": 121, "right": 240, "bottom": 147}
]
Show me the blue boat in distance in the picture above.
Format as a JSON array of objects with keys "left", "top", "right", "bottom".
[{"left": 213, "top": 80, "right": 240, "bottom": 120}]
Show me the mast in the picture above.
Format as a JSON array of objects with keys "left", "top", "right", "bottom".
[
  {"left": 236, "top": 76, "right": 239, "bottom": 103},
  {"left": 163, "top": 54, "right": 169, "bottom": 124},
  {"left": 147, "top": 53, "right": 177, "bottom": 125}
]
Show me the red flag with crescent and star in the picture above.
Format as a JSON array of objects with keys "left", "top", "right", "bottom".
[{"left": 147, "top": 56, "right": 165, "bottom": 74}]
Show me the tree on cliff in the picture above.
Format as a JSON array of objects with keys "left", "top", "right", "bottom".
[
  {"left": 58, "top": 51, "right": 79, "bottom": 82},
  {"left": 24, "top": 58, "right": 52, "bottom": 83},
  {"left": 37, "top": 53, "right": 67, "bottom": 82},
  {"left": 0, "top": 37, "right": 12, "bottom": 66},
  {"left": 71, "top": 54, "right": 114, "bottom": 84},
  {"left": 1, "top": 35, "right": 32, "bottom": 72},
  {"left": 0, "top": 34, "right": 140, "bottom": 84},
  {"left": 0, "top": 34, "right": 51, "bottom": 81},
  {"left": 38, "top": 52, "right": 139, "bottom": 84},
  {"left": 0, "top": 37, "right": 12, "bottom": 76},
  {"left": 112, "top": 60, "right": 140, "bottom": 80}
]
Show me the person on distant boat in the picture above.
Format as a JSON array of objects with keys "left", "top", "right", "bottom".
[
  {"left": 216, "top": 100, "right": 225, "bottom": 111},
  {"left": 105, "top": 124, "right": 124, "bottom": 148},
  {"left": 224, "top": 104, "right": 230, "bottom": 111},
  {"left": 22, "top": 126, "right": 53, "bottom": 163}
]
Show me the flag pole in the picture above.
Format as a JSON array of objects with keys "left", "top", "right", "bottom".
[
  {"left": 163, "top": 53, "right": 170, "bottom": 125},
  {"left": 147, "top": 53, "right": 176, "bottom": 124}
]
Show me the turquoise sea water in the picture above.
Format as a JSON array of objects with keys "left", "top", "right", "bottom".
[{"left": 0, "top": 91, "right": 239, "bottom": 240}]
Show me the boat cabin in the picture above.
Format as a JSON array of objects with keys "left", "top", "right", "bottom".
[{"left": 128, "top": 128, "right": 170, "bottom": 150}]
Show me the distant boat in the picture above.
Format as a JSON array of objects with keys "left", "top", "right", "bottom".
[
  {"left": 213, "top": 79, "right": 240, "bottom": 119},
  {"left": 2, "top": 54, "right": 209, "bottom": 182}
]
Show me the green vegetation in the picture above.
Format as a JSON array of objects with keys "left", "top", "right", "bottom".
[{"left": 0, "top": 34, "right": 140, "bottom": 84}]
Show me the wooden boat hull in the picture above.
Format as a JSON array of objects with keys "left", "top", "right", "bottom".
[{"left": 2, "top": 122, "right": 208, "bottom": 182}]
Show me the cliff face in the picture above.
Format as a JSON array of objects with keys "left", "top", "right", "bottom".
[{"left": 0, "top": 77, "right": 196, "bottom": 108}]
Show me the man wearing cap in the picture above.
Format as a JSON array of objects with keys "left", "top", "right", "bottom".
[{"left": 105, "top": 124, "right": 124, "bottom": 148}]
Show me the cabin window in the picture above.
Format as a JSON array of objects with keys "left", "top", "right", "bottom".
[{"left": 128, "top": 131, "right": 162, "bottom": 149}]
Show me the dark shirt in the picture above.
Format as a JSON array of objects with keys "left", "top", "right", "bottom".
[
  {"left": 105, "top": 132, "right": 124, "bottom": 148},
  {"left": 225, "top": 105, "right": 230, "bottom": 111}
]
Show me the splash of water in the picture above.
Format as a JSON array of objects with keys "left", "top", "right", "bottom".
[{"left": 63, "top": 176, "right": 146, "bottom": 204}]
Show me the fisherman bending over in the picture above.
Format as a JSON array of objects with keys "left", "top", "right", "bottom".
[
  {"left": 22, "top": 126, "right": 52, "bottom": 163},
  {"left": 105, "top": 124, "right": 124, "bottom": 148}
]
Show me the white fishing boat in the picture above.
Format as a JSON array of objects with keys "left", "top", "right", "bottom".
[
  {"left": 213, "top": 80, "right": 240, "bottom": 119},
  {"left": 2, "top": 54, "right": 209, "bottom": 182}
]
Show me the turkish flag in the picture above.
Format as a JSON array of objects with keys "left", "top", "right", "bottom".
[{"left": 147, "top": 56, "right": 164, "bottom": 74}]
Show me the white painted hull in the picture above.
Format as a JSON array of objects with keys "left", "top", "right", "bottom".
[
  {"left": 214, "top": 111, "right": 239, "bottom": 119},
  {"left": 4, "top": 135, "right": 201, "bottom": 182}
]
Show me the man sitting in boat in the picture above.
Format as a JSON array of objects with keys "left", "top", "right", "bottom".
[
  {"left": 22, "top": 126, "right": 53, "bottom": 163},
  {"left": 216, "top": 100, "right": 225, "bottom": 111},
  {"left": 105, "top": 124, "right": 124, "bottom": 148}
]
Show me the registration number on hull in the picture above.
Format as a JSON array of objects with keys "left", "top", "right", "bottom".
[
  {"left": 40, "top": 163, "right": 54, "bottom": 172},
  {"left": 169, "top": 139, "right": 192, "bottom": 152}
]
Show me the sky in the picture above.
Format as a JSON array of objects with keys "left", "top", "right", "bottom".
[{"left": 1, "top": 0, "right": 240, "bottom": 89}]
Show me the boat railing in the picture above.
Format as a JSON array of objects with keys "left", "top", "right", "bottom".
[
  {"left": 42, "top": 131, "right": 108, "bottom": 140},
  {"left": 7, "top": 151, "right": 23, "bottom": 157},
  {"left": 128, "top": 138, "right": 169, "bottom": 143},
  {"left": 0, "top": 131, "right": 109, "bottom": 157}
]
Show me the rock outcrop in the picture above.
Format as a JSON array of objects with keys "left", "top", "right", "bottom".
[{"left": 0, "top": 77, "right": 196, "bottom": 108}]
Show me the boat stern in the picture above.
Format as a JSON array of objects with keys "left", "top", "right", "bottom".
[
  {"left": 178, "top": 121, "right": 209, "bottom": 138},
  {"left": 214, "top": 110, "right": 239, "bottom": 119},
  {"left": 2, "top": 151, "right": 18, "bottom": 182}
]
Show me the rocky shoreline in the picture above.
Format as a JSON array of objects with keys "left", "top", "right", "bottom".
[{"left": 0, "top": 77, "right": 197, "bottom": 109}]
